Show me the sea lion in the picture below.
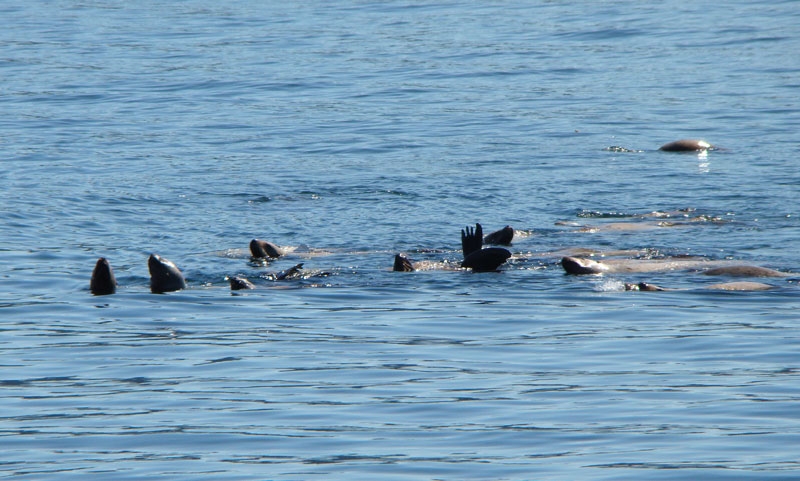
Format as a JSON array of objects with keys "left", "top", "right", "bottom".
[
  {"left": 560, "top": 256, "right": 743, "bottom": 275},
  {"left": 393, "top": 253, "right": 415, "bottom": 272},
  {"left": 461, "top": 224, "right": 511, "bottom": 272},
  {"left": 271, "top": 263, "right": 304, "bottom": 281},
  {"left": 702, "top": 265, "right": 788, "bottom": 277},
  {"left": 393, "top": 223, "right": 511, "bottom": 273},
  {"left": 624, "top": 282, "right": 666, "bottom": 291},
  {"left": 227, "top": 263, "right": 306, "bottom": 290},
  {"left": 90, "top": 257, "right": 117, "bottom": 295},
  {"left": 461, "top": 247, "right": 512, "bottom": 272},
  {"left": 705, "top": 281, "right": 775, "bottom": 291},
  {"left": 561, "top": 256, "right": 611, "bottom": 275},
  {"left": 249, "top": 239, "right": 283, "bottom": 259},
  {"left": 228, "top": 275, "right": 256, "bottom": 290},
  {"left": 625, "top": 281, "right": 775, "bottom": 291},
  {"left": 148, "top": 254, "right": 187, "bottom": 293},
  {"left": 659, "top": 139, "right": 713, "bottom": 152},
  {"left": 484, "top": 225, "right": 514, "bottom": 246}
]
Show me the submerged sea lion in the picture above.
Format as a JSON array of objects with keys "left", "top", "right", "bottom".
[
  {"left": 148, "top": 254, "right": 187, "bottom": 293},
  {"left": 484, "top": 225, "right": 514, "bottom": 245},
  {"left": 249, "top": 239, "right": 283, "bottom": 259},
  {"left": 228, "top": 275, "right": 256, "bottom": 290},
  {"left": 561, "top": 256, "right": 790, "bottom": 277},
  {"left": 702, "top": 265, "right": 788, "bottom": 277},
  {"left": 228, "top": 263, "right": 307, "bottom": 290},
  {"left": 90, "top": 257, "right": 117, "bottom": 295},
  {"left": 659, "top": 139, "right": 713, "bottom": 152},
  {"left": 625, "top": 281, "right": 775, "bottom": 292},
  {"left": 271, "top": 263, "right": 304, "bottom": 281}
]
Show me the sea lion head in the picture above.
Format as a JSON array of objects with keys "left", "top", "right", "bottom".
[
  {"left": 249, "top": 239, "right": 283, "bottom": 259},
  {"left": 90, "top": 257, "right": 117, "bottom": 295},
  {"left": 484, "top": 225, "right": 514, "bottom": 246},
  {"left": 560, "top": 256, "right": 609, "bottom": 275},
  {"left": 148, "top": 254, "right": 187, "bottom": 293}
]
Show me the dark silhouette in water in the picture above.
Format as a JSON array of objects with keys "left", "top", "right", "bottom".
[
  {"left": 148, "top": 254, "right": 187, "bottom": 293},
  {"left": 90, "top": 257, "right": 117, "bottom": 295},
  {"left": 228, "top": 263, "right": 305, "bottom": 290},
  {"left": 393, "top": 253, "right": 415, "bottom": 272},
  {"left": 460, "top": 223, "right": 512, "bottom": 272},
  {"left": 228, "top": 276, "right": 256, "bottom": 290},
  {"left": 249, "top": 239, "right": 283, "bottom": 259},
  {"left": 659, "top": 139, "right": 712, "bottom": 152},
  {"left": 392, "top": 223, "right": 511, "bottom": 273},
  {"left": 483, "top": 225, "right": 514, "bottom": 245}
]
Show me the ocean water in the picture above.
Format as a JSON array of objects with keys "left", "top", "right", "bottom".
[{"left": 2, "top": 1, "right": 800, "bottom": 479}]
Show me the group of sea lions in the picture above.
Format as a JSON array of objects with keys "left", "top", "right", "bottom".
[
  {"left": 90, "top": 241, "right": 310, "bottom": 295},
  {"left": 89, "top": 223, "right": 515, "bottom": 296},
  {"left": 90, "top": 139, "right": 791, "bottom": 295}
]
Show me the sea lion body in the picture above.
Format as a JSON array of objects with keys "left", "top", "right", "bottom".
[
  {"left": 561, "top": 256, "right": 790, "bottom": 278},
  {"left": 250, "top": 239, "right": 284, "bottom": 258},
  {"left": 561, "top": 256, "right": 611, "bottom": 275},
  {"left": 705, "top": 281, "right": 775, "bottom": 291},
  {"left": 461, "top": 247, "right": 512, "bottom": 272},
  {"left": 484, "top": 225, "right": 514, "bottom": 246},
  {"left": 90, "top": 257, "right": 117, "bottom": 295},
  {"left": 702, "top": 265, "right": 788, "bottom": 277},
  {"left": 148, "top": 254, "right": 187, "bottom": 293},
  {"left": 659, "top": 139, "right": 713, "bottom": 152},
  {"left": 625, "top": 281, "right": 775, "bottom": 291}
]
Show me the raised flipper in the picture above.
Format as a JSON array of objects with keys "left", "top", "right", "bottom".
[
  {"left": 250, "top": 239, "right": 284, "bottom": 259},
  {"left": 461, "top": 223, "right": 483, "bottom": 258},
  {"left": 484, "top": 225, "right": 514, "bottom": 246},
  {"left": 461, "top": 247, "right": 511, "bottom": 272},
  {"left": 393, "top": 254, "right": 415, "bottom": 272},
  {"left": 148, "top": 254, "right": 187, "bottom": 293},
  {"left": 90, "top": 257, "right": 117, "bottom": 295},
  {"left": 275, "top": 263, "right": 304, "bottom": 280}
]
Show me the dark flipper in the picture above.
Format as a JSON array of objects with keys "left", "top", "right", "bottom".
[
  {"left": 275, "top": 263, "right": 304, "bottom": 280},
  {"left": 461, "top": 223, "right": 483, "bottom": 258},
  {"left": 461, "top": 247, "right": 511, "bottom": 272},
  {"left": 393, "top": 254, "right": 415, "bottom": 272},
  {"left": 90, "top": 257, "right": 117, "bottom": 295}
]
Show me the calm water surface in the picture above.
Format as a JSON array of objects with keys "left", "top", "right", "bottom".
[{"left": 2, "top": 1, "right": 800, "bottom": 479}]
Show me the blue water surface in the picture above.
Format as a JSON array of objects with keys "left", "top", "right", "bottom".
[{"left": 2, "top": 1, "right": 800, "bottom": 479}]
